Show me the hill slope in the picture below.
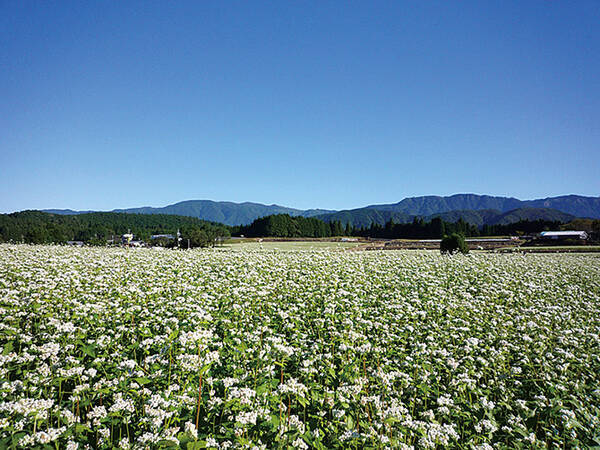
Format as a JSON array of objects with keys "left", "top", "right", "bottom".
[
  {"left": 425, "top": 208, "right": 575, "bottom": 227},
  {"left": 523, "top": 195, "right": 600, "bottom": 218},
  {"left": 365, "top": 193, "right": 600, "bottom": 217},
  {"left": 317, "top": 207, "right": 575, "bottom": 228},
  {"left": 366, "top": 194, "right": 524, "bottom": 215},
  {"left": 41, "top": 194, "right": 599, "bottom": 225},
  {"left": 490, "top": 207, "right": 575, "bottom": 225},
  {"left": 47, "top": 201, "right": 334, "bottom": 226}
]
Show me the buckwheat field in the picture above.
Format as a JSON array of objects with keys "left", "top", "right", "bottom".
[{"left": 1, "top": 244, "right": 599, "bottom": 449}]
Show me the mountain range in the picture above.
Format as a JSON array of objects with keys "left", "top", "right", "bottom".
[
  {"left": 44, "top": 201, "right": 334, "bottom": 226},
  {"left": 313, "top": 207, "right": 576, "bottom": 229},
  {"left": 43, "top": 194, "right": 599, "bottom": 227}
]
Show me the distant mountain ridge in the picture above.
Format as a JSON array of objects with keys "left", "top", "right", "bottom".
[
  {"left": 45, "top": 200, "right": 334, "bottom": 226},
  {"left": 431, "top": 208, "right": 575, "bottom": 227},
  {"left": 316, "top": 194, "right": 598, "bottom": 226},
  {"left": 366, "top": 194, "right": 523, "bottom": 215},
  {"left": 43, "top": 209, "right": 96, "bottom": 215},
  {"left": 315, "top": 207, "right": 575, "bottom": 228},
  {"left": 364, "top": 194, "right": 600, "bottom": 218},
  {"left": 41, "top": 194, "right": 599, "bottom": 226}
]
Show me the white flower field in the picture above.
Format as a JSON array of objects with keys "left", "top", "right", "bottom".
[{"left": 0, "top": 244, "right": 599, "bottom": 449}]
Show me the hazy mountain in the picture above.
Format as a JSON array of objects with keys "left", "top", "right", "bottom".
[
  {"left": 427, "top": 209, "right": 503, "bottom": 227},
  {"left": 426, "top": 208, "right": 574, "bottom": 227},
  {"left": 366, "top": 194, "right": 523, "bottom": 215},
  {"left": 490, "top": 207, "right": 575, "bottom": 225},
  {"left": 523, "top": 195, "right": 600, "bottom": 218},
  {"left": 316, "top": 207, "right": 574, "bottom": 228},
  {"left": 45, "top": 200, "right": 334, "bottom": 226},
  {"left": 365, "top": 193, "right": 599, "bottom": 218},
  {"left": 41, "top": 194, "right": 598, "bottom": 226},
  {"left": 43, "top": 209, "right": 95, "bottom": 215},
  {"left": 112, "top": 200, "right": 303, "bottom": 226}
]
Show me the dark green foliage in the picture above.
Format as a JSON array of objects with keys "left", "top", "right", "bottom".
[
  {"left": 0, "top": 209, "right": 577, "bottom": 245},
  {"left": 184, "top": 228, "right": 210, "bottom": 248},
  {"left": 491, "top": 208, "right": 574, "bottom": 225},
  {"left": 480, "top": 219, "right": 564, "bottom": 236},
  {"left": 235, "top": 213, "right": 570, "bottom": 240},
  {"left": 330, "top": 220, "right": 344, "bottom": 236},
  {"left": 562, "top": 219, "right": 600, "bottom": 242},
  {"left": 440, "top": 233, "right": 469, "bottom": 254},
  {"left": 353, "top": 216, "right": 479, "bottom": 239},
  {"left": 235, "top": 214, "right": 339, "bottom": 238},
  {"left": 314, "top": 209, "right": 413, "bottom": 228},
  {"left": 0, "top": 211, "right": 229, "bottom": 245}
]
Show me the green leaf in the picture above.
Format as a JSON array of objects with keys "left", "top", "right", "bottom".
[
  {"left": 2, "top": 341, "right": 13, "bottom": 355},
  {"left": 135, "top": 377, "right": 152, "bottom": 385},
  {"left": 187, "top": 441, "right": 207, "bottom": 449},
  {"left": 270, "top": 414, "right": 280, "bottom": 429},
  {"left": 82, "top": 344, "right": 96, "bottom": 357},
  {"left": 75, "top": 424, "right": 91, "bottom": 433},
  {"left": 345, "top": 415, "right": 355, "bottom": 430}
]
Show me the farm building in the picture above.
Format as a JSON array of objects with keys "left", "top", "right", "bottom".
[
  {"left": 539, "top": 231, "right": 588, "bottom": 240},
  {"left": 150, "top": 234, "right": 175, "bottom": 240}
]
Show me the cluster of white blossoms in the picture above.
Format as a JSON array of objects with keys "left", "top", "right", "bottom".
[
  {"left": 0, "top": 244, "right": 599, "bottom": 448},
  {"left": 278, "top": 378, "right": 308, "bottom": 397}
]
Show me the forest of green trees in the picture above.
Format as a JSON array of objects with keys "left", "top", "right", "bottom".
[
  {"left": 354, "top": 217, "right": 567, "bottom": 239},
  {"left": 0, "top": 211, "right": 229, "bottom": 246},
  {"left": 233, "top": 214, "right": 566, "bottom": 239},
  {"left": 0, "top": 210, "right": 579, "bottom": 246},
  {"left": 232, "top": 214, "right": 350, "bottom": 238}
]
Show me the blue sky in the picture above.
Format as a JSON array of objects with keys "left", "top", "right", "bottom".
[{"left": 1, "top": 1, "right": 599, "bottom": 213}]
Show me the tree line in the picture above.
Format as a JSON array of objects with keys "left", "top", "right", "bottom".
[
  {"left": 0, "top": 211, "right": 229, "bottom": 247},
  {"left": 233, "top": 214, "right": 567, "bottom": 239},
  {"left": 353, "top": 217, "right": 566, "bottom": 239},
  {"left": 232, "top": 214, "right": 352, "bottom": 238},
  {"left": 0, "top": 211, "right": 577, "bottom": 246},
  {"left": 353, "top": 217, "right": 478, "bottom": 239}
]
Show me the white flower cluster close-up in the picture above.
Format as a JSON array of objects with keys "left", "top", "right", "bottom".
[{"left": 0, "top": 244, "right": 599, "bottom": 448}]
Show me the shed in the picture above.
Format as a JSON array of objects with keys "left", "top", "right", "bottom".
[
  {"left": 150, "top": 234, "right": 175, "bottom": 240},
  {"left": 539, "top": 231, "right": 588, "bottom": 240}
]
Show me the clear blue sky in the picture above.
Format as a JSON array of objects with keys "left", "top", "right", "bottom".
[{"left": 1, "top": 1, "right": 599, "bottom": 213}]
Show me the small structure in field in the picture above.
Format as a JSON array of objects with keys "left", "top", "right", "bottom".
[
  {"left": 539, "top": 231, "right": 588, "bottom": 240},
  {"left": 150, "top": 234, "right": 175, "bottom": 240}
]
